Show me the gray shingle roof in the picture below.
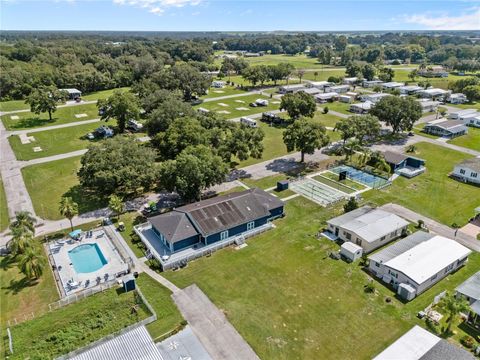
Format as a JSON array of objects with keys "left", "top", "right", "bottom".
[
  {"left": 419, "top": 339, "right": 475, "bottom": 360},
  {"left": 368, "top": 231, "right": 433, "bottom": 264},
  {"left": 149, "top": 211, "right": 199, "bottom": 244},
  {"left": 456, "top": 271, "right": 480, "bottom": 301},
  {"left": 383, "top": 151, "right": 408, "bottom": 165},
  {"left": 457, "top": 158, "right": 480, "bottom": 173}
]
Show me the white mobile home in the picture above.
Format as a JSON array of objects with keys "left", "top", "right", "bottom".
[
  {"left": 314, "top": 92, "right": 339, "bottom": 103},
  {"left": 362, "top": 80, "right": 384, "bottom": 88},
  {"left": 278, "top": 84, "right": 307, "bottom": 94},
  {"left": 448, "top": 108, "right": 477, "bottom": 120},
  {"left": 61, "top": 88, "right": 82, "bottom": 100},
  {"left": 305, "top": 80, "right": 333, "bottom": 90},
  {"left": 452, "top": 158, "right": 480, "bottom": 185},
  {"left": 417, "top": 88, "right": 449, "bottom": 100},
  {"left": 343, "top": 77, "right": 360, "bottom": 85},
  {"left": 398, "top": 85, "right": 423, "bottom": 95},
  {"left": 212, "top": 80, "right": 226, "bottom": 88},
  {"left": 455, "top": 272, "right": 480, "bottom": 328},
  {"left": 416, "top": 99, "right": 439, "bottom": 113},
  {"left": 326, "top": 85, "right": 350, "bottom": 94},
  {"left": 360, "top": 93, "right": 390, "bottom": 104},
  {"left": 349, "top": 101, "right": 373, "bottom": 114},
  {"left": 300, "top": 87, "right": 322, "bottom": 96},
  {"left": 369, "top": 232, "right": 471, "bottom": 300},
  {"left": 326, "top": 206, "right": 409, "bottom": 253},
  {"left": 423, "top": 119, "right": 468, "bottom": 138},
  {"left": 240, "top": 117, "right": 257, "bottom": 128},
  {"left": 382, "top": 82, "right": 405, "bottom": 90},
  {"left": 448, "top": 93, "right": 468, "bottom": 104}
]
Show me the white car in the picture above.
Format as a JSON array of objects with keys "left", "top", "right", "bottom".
[
  {"left": 255, "top": 99, "right": 269, "bottom": 106},
  {"left": 87, "top": 132, "right": 95, "bottom": 140}
]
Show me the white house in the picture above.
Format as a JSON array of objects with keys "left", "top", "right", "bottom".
[
  {"left": 398, "top": 85, "right": 423, "bottom": 95},
  {"left": 326, "top": 85, "right": 350, "bottom": 94},
  {"left": 278, "top": 84, "right": 307, "bottom": 94},
  {"left": 448, "top": 108, "right": 477, "bottom": 120},
  {"left": 368, "top": 232, "right": 471, "bottom": 300},
  {"left": 418, "top": 65, "right": 449, "bottom": 78},
  {"left": 314, "top": 92, "right": 339, "bottom": 103},
  {"left": 360, "top": 93, "right": 390, "bottom": 104},
  {"left": 326, "top": 206, "right": 409, "bottom": 253},
  {"left": 423, "top": 119, "right": 468, "bottom": 138},
  {"left": 452, "top": 158, "right": 480, "bottom": 185},
  {"left": 343, "top": 77, "right": 360, "bottom": 85},
  {"left": 362, "top": 80, "right": 384, "bottom": 88},
  {"left": 305, "top": 80, "right": 333, "bottom": 90},
  {"left": 212, "top": 80, "right": 226, "bottom": 88},
  {"left": 448, "top": 93, "right": 468, "bottom": 104},
  {"left": 300, "top": 87, "right": 322, "bottom": 96},
  {"left": 349, "top": 101, "right": 373, "bottom": 114},
  {"left": 417, "top": 88, "right": 449, "bottom": 100},
  {"left": 416, "top": 99, "right": 439, "bottom": 113},
  {"left": 60, "top": 88, "right": 82, "bottom": 100},
  {"left": 463, "top": 114, "right": 480, "bottom": 128},
  {"left": 340, "top": 242, "right": 363, "bottom": 262},
  {"left": 382, "top": 82, "right": 405, "bottom": 90},
  {"left": 373, "top": 325, "right": 475, "bottom": 360}
]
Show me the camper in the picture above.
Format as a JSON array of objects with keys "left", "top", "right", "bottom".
[
  {"left": 127, "top": 119, "right": 144, "bottom": 132},
  {"left": 240, "top": 117, "right": 257, "bottom": 128},
  {"left": 255, "top": 99, "right": 269, "bottom": 106}
]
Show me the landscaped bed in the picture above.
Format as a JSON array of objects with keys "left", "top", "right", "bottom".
[
  {"left": 163, "top": 196, "right": 480, "bottom": 359},
  {"left": 7, "top": 287, "right": 151, "bottom": 359}
]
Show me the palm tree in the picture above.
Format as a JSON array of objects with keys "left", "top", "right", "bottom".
[
  {"left": 313, "top": 71, "right": 319, "bottom": 80},
  {"left": 59, "top": 197, "right": 79, "bottom": 231},
  {"left": 8, "top": 231, "right": 34, "bottom": 256},
  {"left": 18, "top": 246, "right": 47, "bottom": 280},
  {"left": 344, "top": 139, "right": 363, "bottom": 161},
  {"left": 9, "top": 211, "right": 37, "bottom": 235},
  {"left": 439, "top": 292, "right": 471, "bottom": 334},
  {"left": 108, "top": 195, "right": 124, "bottom": 220}
]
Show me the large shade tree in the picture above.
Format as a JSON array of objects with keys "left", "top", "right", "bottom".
[
  {"left": 283, "top": 118, "right": 330, "bottom": 162},
  {"left": 97, "top": 90, "right": 140, "bottom": 133},
  {"left": 280, "top": 92, "right": 316, "bottom": 120},
  {"left": 25, "top": 86, "right": 66, "bottom": 121},
  {"left": 439, "top": 292, "right": 471, "bottom": 334},
  {"left": 370, "top": 96, "right": 422, "bottom": 134}
]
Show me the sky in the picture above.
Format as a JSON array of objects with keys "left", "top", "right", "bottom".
[{"left": 1, "top": 0, "right": 480, "bottom": 32}]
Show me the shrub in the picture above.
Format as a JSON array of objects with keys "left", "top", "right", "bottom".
[
  {"left": 323, "top": 106, "right": 329, "bottom": 114},
  {"left": 461, "top": 335, "right": 475, "bottom": 348},
  {"left": 364, "top": 282, "right": 376, "bottom": 293},
  {"left": 417, "top": 219, "right": 424, "bottom": 228}
]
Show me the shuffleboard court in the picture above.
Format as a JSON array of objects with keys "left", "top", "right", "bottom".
[{"left": 290, "top": 178, "right": 346, "bottom": 206}]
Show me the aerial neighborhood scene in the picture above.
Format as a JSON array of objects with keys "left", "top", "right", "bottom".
[{"left": 1, "top": 0, "right": 480, "bottom": 359}]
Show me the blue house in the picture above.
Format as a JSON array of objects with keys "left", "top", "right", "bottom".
[
  {"left": 383, "top": 151, "right": 426, "bottom": 178},
  {"left": 147, "top": 188, "right": 284, "bottom": 253}
]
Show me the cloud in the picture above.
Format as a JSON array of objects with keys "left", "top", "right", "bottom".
[
  {"left": 402, "top": 7, "right": 480, "bottom": 30},
  {"left": 113, "top": 0, "right": 201, "bottom": 16}
]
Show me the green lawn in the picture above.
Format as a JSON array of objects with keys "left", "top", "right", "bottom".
[
  {"left": 0, "top": 253, "right": 58, "bottom": 328},
  {"left": 0, "top": 179, "right": 9, "bottom": 231},
  {"left": 312, "top": 175, "right": 356, "bottom": 194},
  {"left": 195, "top": 94, "right": 279, "bottom": 119},
  {"left": 81, "top": 87, "right": 131, "bottom": 101},
  {"left": 9, "top": 121, "right": 101, "bottom": 160},
  {"left": 448, "top": 127, "right": 480, "bottom": 151},
  {"left": 322, "top": 102, "right": 351, "bottom": 115},
  {"left": 242, "top": 54, "right": 331, "bottom": 69},
  {"left": 364, "top": 142, "right": 479, "bottom": 226},
  {"left": 393, "top": 70, "right": 470, "bottom": 90},
  {"left": 311, "top": 111, "right": 342, "bottom": 128},
  {"left": 116, "top": 212, "right": 148, "bottom": 258},
  {"left": 7, "top": 287, "right": 151, "bottom": 359},
  {"left": 0, "top": 100, "right": 29, "bottom": 113},
  {"left": 1, "top": 103, "right": 99, "bottom": 130},
  {"left": 447, "top": 102, "right": 480, "bottom": 111},
  {"left": 163, "top": 196, "right": 480, "bottom": 359},
  {"left": 136, "top": 273, "right": 185, "bottom": 341},
  {"left": 241, "top": 174, "right": 290, "bottom": 190},
  {"left": 201, "top": 85, "right": 249, "bottom": 99},
  {"left": 22, "top": 156, "right": 107, "bottom": 220},
  {"left": 301, "top": 69, "right": 347, "bottom": 81}
]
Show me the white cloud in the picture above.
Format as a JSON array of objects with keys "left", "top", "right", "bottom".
[
  {"left": 113, "top": 0, "right": 201, "bottom": 16},
  {"left": 402, "top": 7, "right": 480, "bottom": 30}
]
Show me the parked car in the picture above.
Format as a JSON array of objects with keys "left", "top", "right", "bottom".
[
  {"left": 95, "top": 125, "right": 114, "bottom": 138},
  {"left": 262, "top": 112, "right": 282, "bottom": 124},
  {"left": 87, "top": 132, "right": 95, "bottom": 140},
  {"left": 127, "top": 119, "right": 144, "bottom": 132},
  {"left": 255, "top": 99, "right": 269, "bottom": 106},
  {"left": 249, "top": 102, "right": 258, "bottom": 107}
]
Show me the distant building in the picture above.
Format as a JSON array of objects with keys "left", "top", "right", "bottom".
[
  {"left": 326, "top": 85, "right": 350, "bottom": 94},
  {"left": 417, "top": 88, "right": 449, "bottom": 100},
  {"left": 360, "top": 93, "right": 391, "bottom": 104},
  {"left": 326, "top": 206, "right": 409, "bottom": 253},
  {"left": 60, "top": 88, "right": 82, "bottom": 100},
  {"left": 369, "top": 232, "right": 471, "bottom": 300},
  {"left": 373, "top": 325, "right": 475, "bottom": 360},
  {"left": 423, "top": 119, "right": 468, "bottom": 138},
  {"left": 314, "top": 92, "right": 339, "bottom": 103},
  {"left": 418, "top": 65, "right": 449, "bottom": 78},
  {"left": 448, "top": 93, "right": 468, "bottom": 104},
  {"left": 305, "top": 80, "right": 333, "bottom": 90},
  {"left": 448, "top": 108, "right": 478, "bottom": 120},
  {"left": 300, "top": 87, "right": 322, "bottom": 96},
  {"left": 452, "top": 158, "right": 480, "bottom": 185},
  {"left": 362, "top": 80, "right": 384, "bottom": 88},
  {"left": 417, "top": 99, "right": 440, "bottom": 113},
  {"left": 212, "top": 80, "right": 226, "bottom": 88},
  {"left": 343, "top": 77, "right": 360, "bottom": 85},
  {"left": 398, "top": 85, "right": 423, "bottom": 95},
  {"left": 349, "top": 101, "right": 373, "bottom": 114},
  {"left": 382, "top": 82, "right": 405, "bottom": 90},
  {"left": 278, "top": 84, "right": 307, "bottom": 94}
]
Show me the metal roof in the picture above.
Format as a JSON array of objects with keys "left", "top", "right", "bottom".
[
  {"left": 369, "top": 231, "right": 433, "bottom": 264},
  {"left": 385, "top": 236, "right": 471, "bottom": 285},
  {"left": 69, "top": 326, "right": 164, "bottom": 360},
  {"left": 341, "top": 242, "right": 363, "bottom": 253},
  {"left": 327, "top": 206, "right": 374, "bottom": 227},
  {"left": 456, "top": 271, "right": 480, "bottom": 301},
  {"left": 456, "top": 158, "right": 480, "bottom": 173}
]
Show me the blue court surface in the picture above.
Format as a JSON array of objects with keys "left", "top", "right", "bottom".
[{"left": 329, "top": 165, "right": 390, "bottom": 188}]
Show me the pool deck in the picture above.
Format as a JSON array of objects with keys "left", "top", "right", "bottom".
[{"left": 48, "top": 228, "right": 129, "bottom": 296}]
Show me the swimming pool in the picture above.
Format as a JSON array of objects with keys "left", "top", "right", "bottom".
[{"left": 68, "top": 243, "right": 108, "bottom": 273}]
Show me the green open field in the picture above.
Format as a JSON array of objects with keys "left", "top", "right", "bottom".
[
  {"left": 242, "top": 54, "right": 331, "bottom": 69},
  {"left": 195, "top": 94, "right": 279, "bottom": 118},
  {"left": 164, "top": 196, "right": 480, "bottom": 359},
  {"left": 136, "top": 273, "right": 185, "bottom": 341},
  {"left": 7, "top": 287, "right": 151, "bottom": 359},
  {"left": 9, "top": 121, "right": 101, "bottom": 161},
  {"left": 448, "top": 127, "right": 480, "bottom": 151},
  {"left": 1, "top": 103, "right": 99, "bottom": 130},
  {"left": 0, "top": 179, "right": 9, "bottom": 231},
  {"left": 201, "top": 85, "right": 249, "bottom": 99},
  {"left": 447, "top": 102, "right": 480, "bottom": 111},
  {"left": 22, "top": 156, "right": 107, "bottom": 220},
  {"left": 364, "top": 142, "right": 479, "bottom": 226},
  {"left": 313, "top": 175, "right": 356, "bottom": 194},
  {"left": 116, "top": 212, "right": 148, "bottom": 258},
  {"left": 393, "top": 70, "right": 470, "bottom": 90},
  {"left": 80, "top": 87, "right": 131, "bottom": 101},
  {"left": 321, "top": 101, "right": 351, "bottom": 115},
  {"left": 311, "top": 111, "right": 342, "bottom": 128},
  {"left": 301, "top": 69, "right": 347, "bottom": 81}
]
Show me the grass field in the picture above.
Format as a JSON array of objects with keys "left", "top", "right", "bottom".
[
  {"left": 201, "top": 85, "right": 249, "bottom": 99},
  {"left": 80, "top": 87, "right": 131, "bottom": 101},
  {"left": 0, "top": 253, "right": 58, "bottom": 328},
  {"left": 321, "top": 101, "right": 351, "bottom": 115},
  {"left": 136, "top": 273, "right": 185, "bottom": 341},
  {"left": 7, "top": 287, "right": 151, "bottom": 359},
  {"left": 301, "top": 69, "right": 347, "bottom": 81},
  {"left": 163, "top": 196, "right": 480, "bottom": 359},
  {"left": 364, "top": 142, "right": 479, "bottom": 226},
  {"left": 447, "top": 102, "right": 480, "bottom": 111},
  {"left": 448, "top": 126, "right": 480, "bottom": 151},
  {"left": 393, "top": 70, "right": 469, "bottom": 90},
  {"left": 116, "top": 212, "right": 148, "bottom": 258},
  {"left": 195, "top": 94, "right": 279, "bottom": 119},
  {"left": 311, "top": 111, "right": 342, "bottom": 128},
  {"left": 9, "top": 121, "right": 101, "bottom": 160},
  {"left": 1, "top": 103, "right": 98, "bottom": 130},
  {"left": 0, "top": 179, "right": 9, "bottom": 231},
  {"left": 22, "top": 156, "right": 107, "bottom": 220},
  {"left": 242, "top": 54, "right": 329, "bottom": 69}
]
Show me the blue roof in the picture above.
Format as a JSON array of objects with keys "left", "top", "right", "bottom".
[{"left": 69, "top": 229, "right": 82, "bottom": 238}]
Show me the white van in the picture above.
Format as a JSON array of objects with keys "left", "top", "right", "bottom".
[
  {"left": 240, "top": 117, "right": 257, "bottom": 128},
  {"left": 255, "top": 99, "right": 269, "bottom": 106}
]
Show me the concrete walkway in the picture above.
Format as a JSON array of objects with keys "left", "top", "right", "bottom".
[
  {"left": 202, "top": 89, "right": 262, "bottom": 103},
  {"left": 19, "top": 149, "right": 88, "bottom": 168},
  {"left": 173, "top": 284, "right": 260, "bottom": 360},
  {"left": 380, "top": 203, "right": 480, "bottom": 252},
  {"left": 10, "top": 118, "right": 100, "bottom": 135}
]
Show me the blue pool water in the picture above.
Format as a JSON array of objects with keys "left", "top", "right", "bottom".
[
  {"left": 330, "top": 165, "right": 390, "bottom": 188},
  {"left": 68, "top": 243, "right": 108, "bottom": 273}
]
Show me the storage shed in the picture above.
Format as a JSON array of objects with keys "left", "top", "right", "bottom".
[{"left": 340, "top": 242, "right": 363, "bottom": 262}]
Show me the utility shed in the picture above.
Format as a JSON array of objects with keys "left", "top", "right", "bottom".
[
  {"left": 69, "top": 326, "right": 164, "bottom": 360},
  {"left": 340, "top": 242, "right": 363, "bottom": 262}
]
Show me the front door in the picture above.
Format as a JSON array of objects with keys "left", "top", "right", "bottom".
[{"left": 335, "top": 227, "right": 339, "bottom": 236}]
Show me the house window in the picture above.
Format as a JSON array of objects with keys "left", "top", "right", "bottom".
[
  {"left": 220, "top": 230, "right": 229, "bottom": 240},
  {"left": 375, "top": 262, "right": 380, "bottom": 268},
  {"left": 388, "top": 270, "right": 398, "bottom": 278},
  {"left": 247, "top": 221, "right": 255, "bottom": 231},
  {"left": 460, "top": 169, "right": 466, "bottom": 175},
  {"left": 471, "top": 172, "right": 478, "bottom": 178},
  {"left": 380, "top": 235, "right": 386, "bottom": 241},
  {"left": 390, "top": 231, "right": 397, "bottom": 238},
  {"left": 345, "top": 232, "right": 351, "bottom": 240},
  {"left": 431, "top": 274, "right": 437, "bottom": 281}
]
